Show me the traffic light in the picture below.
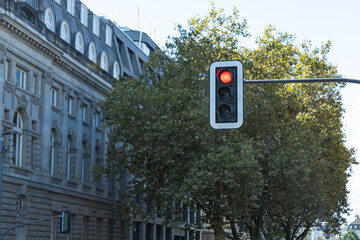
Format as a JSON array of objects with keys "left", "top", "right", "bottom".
[
  {"left": 60, "top": 211, "right": 71, "bottom": 233},
  {"left": 209, "top": 60, "right": 244, "bottom": 129}
]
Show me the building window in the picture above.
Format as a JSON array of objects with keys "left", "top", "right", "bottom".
[
  {"left": 100, "top": 52, "right": 108, "bottom": 72},
  {"left": 67, "top": 97, "right": 73, "bottom": 115},
  {"left": 105, "top": 26, "right": 112, "bottom": 46},
  {"left": 66, "top": 137, "right": 71, "bottom": 180},
  {"left": 75, "top": 33, "right": 84, "bottom": 53},
  {"left": 60, "top": 21, "right": 70, "bottom": 43},
  {"left": 13, "top": 111, "right": 24, "bottom": 167},
  {"left": 5, "top": 59, "right": 12, "bottom": 81},
  {"left": 88, "top": 43, "right": 96, "bottom": 62},
  {"left": 50, "top": 131, "right": 55, "bottom": 175},
  {"left": 44, "top": 9, "right": 55, "bottom": 32},
  {"left": 82, "top": 105, "right": 89, "bottom": 122},
  {"left": 95, "top": 112, "right": 100, "bottom": 128},
  {"left": 51, "top": 88, "right": 58, "bottom": 107},
  {"left": 93, "top": 15, "right": 99, "bottom": 36},
  {"left": 32, "top": 74, "right": 39, "bottom": 95},
  {"left": 113, "top": 62, "right": 120, "bottom": 80},
  {"left": 80, "top": 4, "right": 88, "bottom": 26},
  {"left": 67, "top": 0, "right": 75, "bottom": 15},
  {"left": 15, "top": 67, "right": 27, "bottom": 90}
]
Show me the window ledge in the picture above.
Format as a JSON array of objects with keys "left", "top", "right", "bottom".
[{"left": 51, "top": 105, "right": 61, "bottom": 113}]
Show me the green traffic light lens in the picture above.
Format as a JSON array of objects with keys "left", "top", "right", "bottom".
[{"left": 218, "top": 104, "right": 232, "bottom": 119}]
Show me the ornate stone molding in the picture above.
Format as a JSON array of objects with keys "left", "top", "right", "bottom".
[
  {"left": 42, "top": 71, "right": 52, "bottom": 85},
  {"left": 0, "top": 43, "right": 7, "bottom": 63},
  {"left": 17, "top": 94, "right": 28, "bottom": 109}
]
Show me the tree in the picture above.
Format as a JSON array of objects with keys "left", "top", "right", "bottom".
[
  {"left": 99, "top": 4, "right": 355, "bottom": 240},
  {"left": 343, "top": 230, "right": 360, "bottom": 240}
]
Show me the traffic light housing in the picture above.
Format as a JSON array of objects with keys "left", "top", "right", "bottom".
[
  {"left": 60, "top": 211, "right": 71, "bottom": 233},
  {"left": 209, "top": 60, "right": 244, "bottom": 129}
]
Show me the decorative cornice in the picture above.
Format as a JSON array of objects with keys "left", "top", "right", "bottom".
[{"left": 0, "top": 16, "right": 111, "bottom": 95}]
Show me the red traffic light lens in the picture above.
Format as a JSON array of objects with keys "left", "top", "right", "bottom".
[{"left": 217, "top": 70, "right": 232, "bottom": 84}]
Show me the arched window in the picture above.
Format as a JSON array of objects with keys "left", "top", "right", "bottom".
[
  {"left": 50, "top": 131, "right": 55, "bottom": 175},
  {"left": 66, "top": 137, "right": 71, "bottom": 180},
  {"left": 13, "top": 111, "right": 24, "bottom": 167},
  {"left": 113, "top": 61, "right": 120, "bottom": 80},
  {"left": 100, "top": 52, "right": 108, "bottom": 72},
  {"left": 88, "top": 43, "right": 96, "bottom": 62},
  {"left": 44, "top": 8, "right": 55, "bottom": 32},
  {"left": 60, "top": 21, "right": 70, "bottom": 43},
  {"left": 75, "top": 32, "right": 84, "bottom": 53}
]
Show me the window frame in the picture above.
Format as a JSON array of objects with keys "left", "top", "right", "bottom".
[
  {"left": 80, "top": 4, "right": 88, "bottom": 27},
  {"left": 75, "top": 32, "right": 84, "bottom": 53},
  {"left": 60, "top": 21, "right": 70, "bottom": 43},
  {"left": 88, "top": 42, "right": 96, "bottom": 62},
  {"left": 13, "top": 111, "right": 24, "bottom": 167},
  {"left": 113, "top": 61, "right": 120, "bottom": 80},
  {"left": 100, "top": 52, "right": 108, "bottom": 72},
  {"left": 15, "top": 67, "right": 27, "bottom": 90},
  {"left": 105, "top": 25, "right": 112, "bottom": 46},
  {"left": 92, "top": 15, "right": 99, "bottom": 36},
  {"left": 44, "top": 8, "right": 55, "bottom": 32},
  {"left": 66, "top": 0, "right": 75, "bottom": 15},
  {"left": 50, "top": 131, "right": 55, "bottom": 175}
]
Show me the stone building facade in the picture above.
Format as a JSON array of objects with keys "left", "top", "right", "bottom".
[{"left": 0, "top": 0, "right": 179, "bottom": 239}]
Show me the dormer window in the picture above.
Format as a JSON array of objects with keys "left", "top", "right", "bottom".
[
  {"left": 44, "top": 9, "right": 55, "bottom": 32},
  {"left": 67, "top": 0, "right": 75, "bottom": 16},
  {"left": 92, "top": 15, "right": 99, "bottom": 36},
  {"left": 88, "top": 43, "right": 96, "bottom": 62},
  {"left": 100, "top": 52, "right": 108, "bottom": 72},
  {"left": 105, "top": 25, "right": 112, "bottom": 46},
  {"left": 113, "top": 62, "right": 120, "bottom": 80},
  {"left": 80, "top": 4, "right": 88, "bottom": 27},
  {"left": 60, "top": 21, "right": 70, "bottom": 43},
  {"left": 75, "top": 33, "right": 84, "bottom": 53}
]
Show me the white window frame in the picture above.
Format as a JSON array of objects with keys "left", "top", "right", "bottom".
[
  {"left": 113, "top": 61, "right": 120, "bottom": 80},
  {"left": 13, "top": 111, "right": 24, "bottom": 167},
  {"left": 100, "top": 52, "right": 108, "bottom": 72},
  {"left": 66, "top": 137, "right": 71, "bottom": 180},
  {"left": 67, "top": 0, "right": 75, "bottom": 15},
  {"left": 51, "top": 88, "right": 57, "bottom": 107},
  {"left": 88, "top": 42, "right": 96, "bottom": 62},
  {"left": 105, "top": 25, "right": 112, "bottom": 46},
  {"left": 44, "top": 8, "right": 55, "bottom": 32},
  {"left": 92, "top": 15, "right": 99, "bottom": 36},
  {"left": 60, "top": 21, "right": 70, "bottom": 43},
  {"left": 82, "top": 105, "right": 88, "bottom": 122},
  {"left": 95, "top": 112, "right": 100, "bottom": 128},
  {"left": 50, "top": 131, "right": 55, "bottom": 175},
  {"left": 16, "top": 67, "right": 27, "bottom": 90},
  {"left": 75, "top": 32, "right": 84, "bottom": 53},
  {"left": 67, "top": 97, "right": 73, "bottom": 115},
  {"left": 80, "top": 4, "right": 88, "bottom": 27}
]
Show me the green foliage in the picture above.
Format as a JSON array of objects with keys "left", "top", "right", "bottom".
[
  {"left": 99, "top": 4, "right": 355, "bottom": 240},
  {"left": 344, "top": 230, "right": 360, "bottom": 240}
]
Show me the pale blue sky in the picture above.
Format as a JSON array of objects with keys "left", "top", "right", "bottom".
[{"left": 83, "top": 0, "right": 360, "bottom": 224}]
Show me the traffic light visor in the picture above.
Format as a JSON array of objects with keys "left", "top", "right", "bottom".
[{"left": 217, "top": 70, "right": 232, "bottom": 84}]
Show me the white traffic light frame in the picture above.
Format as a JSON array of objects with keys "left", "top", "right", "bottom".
[{"left": 209, "top": 60, "right": 244, "bottom": 129}]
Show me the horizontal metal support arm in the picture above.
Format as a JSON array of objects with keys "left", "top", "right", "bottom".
[{"left": 244, "top": 78, "right": 360, "bottom": 84}]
